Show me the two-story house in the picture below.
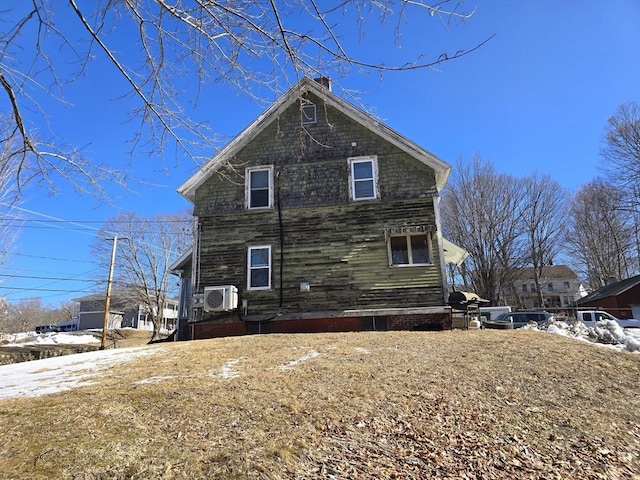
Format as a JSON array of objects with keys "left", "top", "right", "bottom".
[
  {"left": 172, "top": 77, "right": 464, "bottom": 340},
  {"left": 73, "top": 293, "right": 178, "bottom": 332},
  {"left": 503, "top": 265, "right": 587, "bottom": 310}
]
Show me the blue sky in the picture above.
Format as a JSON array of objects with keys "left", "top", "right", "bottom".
[{"left": 1, "top": 0, "right": 639, "bottom": 307}]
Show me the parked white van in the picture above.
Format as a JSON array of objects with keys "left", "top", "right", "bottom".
[{"left": 56, "top": 320, "right": 80, "bottom": 332}]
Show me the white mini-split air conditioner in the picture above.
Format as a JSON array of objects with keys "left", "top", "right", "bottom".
[{"left": 203, "top": 285, "right": 238, "bottom": 312}]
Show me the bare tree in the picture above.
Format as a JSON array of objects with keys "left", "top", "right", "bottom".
[
  {"left": 565, "top": 180, "right": 637, "bottom": 288},
  {"left": 50, "top": 301, "right": 77, "bottom": 324},
  {"left": 1, "top": 1, "right": 490, "bottom": 200},
  {"left": 93, "top": 212, "right": 191, "bottom": 340},
  {"left": 0, "top": 117, "right": 22, "bottom": 268},
  {"left": 600, "top": 101, "right": 640, "bottom": 269},
  {"left": 2, "top": 298, "right": 51, "bottom": 333},
  {"left": 441, "top": 155, "right": 527, "bottom": 305},
  {"left": 521, "top": 173, "right": 567, "bottom": 307},
  {"left": 601, "top": 101, "right": 640, "bottom": 211}
]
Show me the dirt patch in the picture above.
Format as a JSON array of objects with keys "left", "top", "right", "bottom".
[{"left": 0, "top": 330, "right": 638, "bottom": 479}]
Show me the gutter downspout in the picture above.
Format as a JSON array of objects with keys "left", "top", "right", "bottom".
[{"left": 432, "top": 191, "right": 449, "bottom": 305}]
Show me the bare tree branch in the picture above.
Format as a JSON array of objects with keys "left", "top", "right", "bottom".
[{"left": 1, "top": 0, "right": 490, "bottom": 201}]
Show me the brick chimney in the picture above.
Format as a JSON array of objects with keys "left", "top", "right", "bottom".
[{"left": 313, "top": 76, "right": 332, "bottom": 91}]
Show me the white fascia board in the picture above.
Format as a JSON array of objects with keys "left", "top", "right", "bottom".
[{"left": 169, "top": 247, "right": 193, "bottom": 273}]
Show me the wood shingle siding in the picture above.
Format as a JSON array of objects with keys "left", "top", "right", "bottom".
[{"left": 177, "top": 77, "right": 454, "bottom": 338}]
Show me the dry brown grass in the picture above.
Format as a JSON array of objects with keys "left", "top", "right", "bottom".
[{"left": 0, "top": 330, "right": 638, "bottom": 479}]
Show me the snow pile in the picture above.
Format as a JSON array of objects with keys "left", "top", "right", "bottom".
[
  {"left": 1, "top": 332, "right": 99, "bottom": 347},
  {"left": 0, "top": 346, "right": 163, "bottom": 399},
  {"left": 0, "top": 331, "right": 37, "bottom": 343},
  {"left": 525, "top": 320, "right": 640, "bottom": 353},
  {"left": 592, "top": 320, "right": 628, "bottom": 344}
]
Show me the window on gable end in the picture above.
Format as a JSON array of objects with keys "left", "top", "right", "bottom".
[
  {"left": 301, "top": 103, "right": 317, "bottom": 125},
  {"left": 246, "top": 166, "right": 273, "bottom": 209},
  {"left": 349, "top": 156, "right": 378, "bottom": 201}
]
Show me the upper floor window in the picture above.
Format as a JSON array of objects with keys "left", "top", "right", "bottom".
[
  {"left": 564, "top": 281, "right": 570, "bottom": 289},
  {"left": 301, "top": 103, "right": 317, "bottom": 125},
  {"left": 388, "top": 233, "right": 432, "bottom": 266},
  {"left": 247, "top": 245, "right": 271, "bottom": 290},
  {"left": 349, "top": 156, "right": 378, "bottom": 201},
  {"left": 246, "top": 166, "right": 273, "bottom": 209},
  {"left": 522, "top": 284, "right": 528, "bottom": 293},
  {"left": 547, "top": 283, "right": 554, "bottom": 291}
]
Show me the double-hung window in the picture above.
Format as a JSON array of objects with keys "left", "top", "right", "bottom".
[
  {"left": 247, "top": 245, "right": 271, "bottom": 290},
  {"left": 246, "top": 166, "right": 273, "bottom": 209},
  {"left": 349, "top": 156, "right": 378, "bottom": 201},
  {"left": 389, "top": 233, "right": 432, "bottom": 266}
]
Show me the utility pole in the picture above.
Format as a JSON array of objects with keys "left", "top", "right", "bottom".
[{"left": 100, "top": 235, "right": 119, "bottom": 350}]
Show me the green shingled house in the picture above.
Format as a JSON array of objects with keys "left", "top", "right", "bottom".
[{"left": 171, "top": 77, "right": 466, "bottom": 340}]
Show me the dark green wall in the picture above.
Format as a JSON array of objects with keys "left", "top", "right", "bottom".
[{"left": 193, "top": 91, "right": 445, "bottom": 316}]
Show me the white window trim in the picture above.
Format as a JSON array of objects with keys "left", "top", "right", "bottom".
[
  {"left": 247, "top": 245, "right": 272, "bottom": 290},
  {"left": 387, "top": 233, "right": 433, "bottom": 267},
  {"left": 301, "top": 103, "right": 317, "bottom": 125},
  {"left": 348, "top": 156, "right": 378, "bottom": 201},
  {"left": 245, "top": 165, "right": 274, "bottom": 210}
]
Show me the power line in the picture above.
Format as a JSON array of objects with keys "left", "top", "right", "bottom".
[
  {"left": 0, "top": 286, "right": 89, "bottom": 293},
  {"left": 0, "top": 273, "right": 99, "bottom": 282},
  {"left": 10, "top": 252, "right": 96, "bottom": 264},
  {"left": 0, "top": 218, "right": 192, "bottom": 224}
]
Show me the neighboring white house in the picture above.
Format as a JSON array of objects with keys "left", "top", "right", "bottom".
[
  {"left": 504, "top": 265, "right": 588, "bottom": 310},
  {"left": 73, "top": 293, "right": 178, "bottom": 332},
  {"left": 123, "top": 301, "right": 178, "bottom": 332}
]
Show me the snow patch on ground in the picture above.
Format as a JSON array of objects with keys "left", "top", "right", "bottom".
[
  {"left": 135, "top": 375, "right": 179, "bottom": 385},
  {"left": 523, "top": 320, "right": 640, "bottom": 353},
  {"left": 221, "top": 359, "right": 241, "bottom": 379},
  {"left": 1, "top": 332, "right": 99, "bottom": 346},
  {"left": 278, "top": 350, "right": 319, "bottom": 371},
  {"left": 0, "top": 346, "right": 163, "bottom": 399}
]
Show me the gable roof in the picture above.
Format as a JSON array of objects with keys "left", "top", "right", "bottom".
[
  {"left": 178, "top": 77, "right": 451, "bottom": 203},
  {"left": 514, "top": 265, "right": 579, "bottom": 281},
  {"left": 576, "top": 274, "right": 640, "bottom": 304}
]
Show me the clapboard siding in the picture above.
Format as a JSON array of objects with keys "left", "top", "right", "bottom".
[{"left": 193, "top": 87, "right": 446, "bottom": 319}]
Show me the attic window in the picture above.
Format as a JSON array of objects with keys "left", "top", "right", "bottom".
[{"left": 301, "top": 104, "right": 317, "bottom": 125}]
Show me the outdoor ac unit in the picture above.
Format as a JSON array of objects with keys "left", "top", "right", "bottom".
[{"left": 203, "top": 285, "right": 238, "bottom": 312}]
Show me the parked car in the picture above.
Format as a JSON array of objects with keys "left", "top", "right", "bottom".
[
  {"left": 574, "top": 310, "right": 640, "bottom": 329},
  {"left": 35, "top": 324, "right": 61, "bottom": 334},
  {"left": 56, "top": 320, "right": 80, "bottom": 332},
  {"left": 483, "top": 311, "right": 554, "bottom": 330}
]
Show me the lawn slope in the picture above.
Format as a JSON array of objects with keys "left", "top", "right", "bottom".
[{"left": 0, "top": 330, "right": 638, "bottom": 479}]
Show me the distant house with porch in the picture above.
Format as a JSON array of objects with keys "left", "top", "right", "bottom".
[{"left": 503, "top": 265, "right": 587, "bottom": 310}]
